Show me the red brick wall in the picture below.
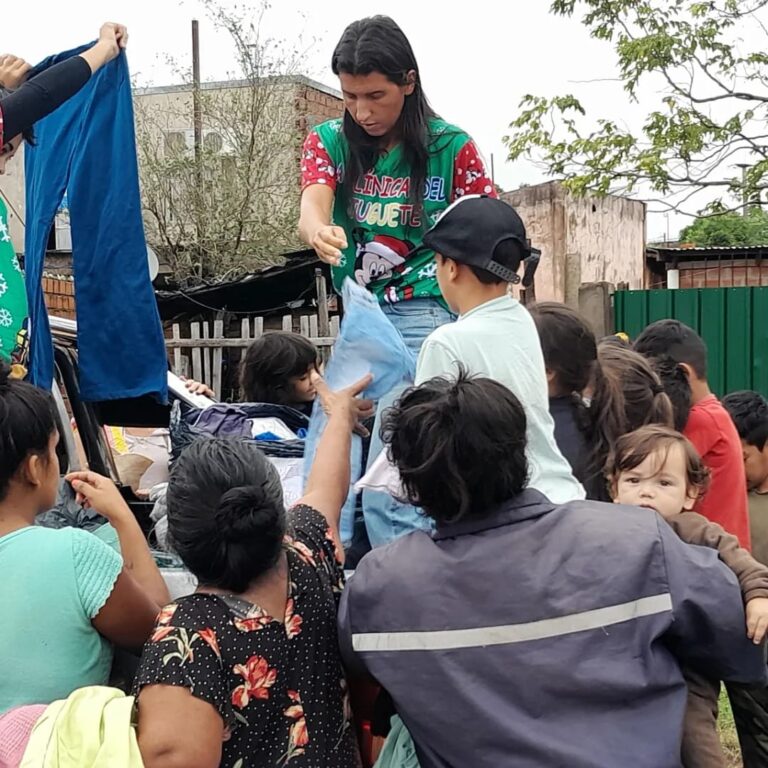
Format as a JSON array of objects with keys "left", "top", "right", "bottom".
[
  {"left": 43, "top": 275, "right": 76, "bottom": 320},
  {"left": 678, "top": 261, "right": 768, "bottom": 289},
  {"left": 295, "top": 84, "right": 344, "bottom": 137},
  {"left": 293, "top": 84, "right": 343, "bottom": 192}
]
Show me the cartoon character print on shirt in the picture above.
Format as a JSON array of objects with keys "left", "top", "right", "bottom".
[
  {"left": 464, "top": 167, "right": 484, "bottom": 187},
  {"left": 10, "top": 317, "right": 30, "bottom": 379},
  {"left": 382, "top": 266, "right": 418, "bottom": 305},
  {"left": 384, "top": 285, "right": 415, "bottom": 304},
  {"left": 352, "top": 229, "right": 415, "bottom": 289}
]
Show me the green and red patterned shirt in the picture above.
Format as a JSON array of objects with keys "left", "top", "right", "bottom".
[
  {"left": 301, "top": 118, "right": 496, "bottom": 304},
  {"left": 0, "top": 197, "right": 29, "bottom": 375}
]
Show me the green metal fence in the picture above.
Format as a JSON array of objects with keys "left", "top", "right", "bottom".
[{"left": 614, "top": 287, "right": 768, "bottom": 399}]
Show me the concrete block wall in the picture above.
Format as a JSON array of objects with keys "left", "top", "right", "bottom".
[{"left": 502, "top": 182, "right": 646, "bottom": 305}]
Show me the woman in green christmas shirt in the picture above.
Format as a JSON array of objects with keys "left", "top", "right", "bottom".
[
  {"left": 299, "top": 16, "right": 498, "bottom": 548},
  {"left": 299, "top": 15, "right": 496, "bottom": 354}
]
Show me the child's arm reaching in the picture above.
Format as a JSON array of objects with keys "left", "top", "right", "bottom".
[{"left": 669, "top": 511, "right": 768, "bottom": 644}]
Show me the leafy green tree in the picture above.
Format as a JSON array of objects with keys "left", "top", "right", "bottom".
[
  {"left": 505, "top": 1, "right": 768, "bottom": 216},
  {"left": 680, "top": 208, "right": 768, "bottom": 246}
]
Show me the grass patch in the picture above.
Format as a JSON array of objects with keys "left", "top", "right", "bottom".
[{"left": 719, "top": 688, "right": 743, "bottom": 768}]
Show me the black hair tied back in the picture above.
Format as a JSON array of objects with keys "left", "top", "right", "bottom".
[
  {"left": 167, "top": 439, "right": 287, "bottom": 593},
  {"left": 0, "top": 361, "right": 57, "bottom": 502},
  {"left": 215, "top": 484, "right": 284, "bottom": 544},
  {"left": 0, "top": 362, "right": 11, "bottom": 392}
]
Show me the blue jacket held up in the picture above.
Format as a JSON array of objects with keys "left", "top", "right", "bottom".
[{"left": 24, "top": 45, "right": 167, "bottom": 402}]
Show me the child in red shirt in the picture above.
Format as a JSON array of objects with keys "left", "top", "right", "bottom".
[{"left": 634, "top": 319, "right": 751, "bottom": 550}]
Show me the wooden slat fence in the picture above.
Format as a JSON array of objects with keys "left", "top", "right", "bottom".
[{"left": 166, "top": 313, "right": 340, "bottom": 400}]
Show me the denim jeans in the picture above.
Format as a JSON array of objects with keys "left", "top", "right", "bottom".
[
  {"left": 380, "top": 299, "right": 455, "bottom": 359},
  {"left": 363, "top": 298, "right": 455, "bottom": 548}
]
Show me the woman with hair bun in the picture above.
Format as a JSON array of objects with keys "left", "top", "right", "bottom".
[{"left": 134, "top": 374, "right": 369, "bottom": 768}]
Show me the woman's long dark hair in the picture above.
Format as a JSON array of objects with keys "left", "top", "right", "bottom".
[
  {"left": 0, "top": 362, "right": 56, "bottom": 501},
  {"left": 167, "top": 439, "right": 286, "bottom": 593},
  {"left": 585, "top": 343, "right": 674, "bottom": 499},
  {"left": 529, "top": 302, "right": 597, "bottom": 396},
  {"left": 332, "top": 16, "right": 437, "bottom": 210}
]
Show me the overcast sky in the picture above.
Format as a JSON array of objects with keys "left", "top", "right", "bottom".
[{"left": 6, "top": 0, "right": 726, "bottom": 241}]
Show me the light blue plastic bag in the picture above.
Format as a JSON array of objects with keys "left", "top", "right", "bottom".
[{"left": 302, "top": 279, "right": 416, "bottom": 545}]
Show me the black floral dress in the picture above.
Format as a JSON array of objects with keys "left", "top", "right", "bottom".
[{"left": 134, "top": 505, "right": 362, "bottom": 768}]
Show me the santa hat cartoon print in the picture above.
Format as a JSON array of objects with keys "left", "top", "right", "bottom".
[{"left": 354, "top": 233, "right": 413, "bottom": 287}]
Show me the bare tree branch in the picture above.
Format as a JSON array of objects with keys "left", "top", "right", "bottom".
[{"left": 133, "top": 0, "right": 309, "bottom": 282}]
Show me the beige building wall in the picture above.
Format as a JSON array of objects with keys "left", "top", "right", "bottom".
[
  {"left": 0, "top": 144, "right": 27, "bottom": 252},
  {"left": 502, "top": 181, "right": 646, "bottom": 305},
  {"left": 133, "top": 75, "right": 343, "bottom": 184},
  {"left": 0, "top": 76, "right": 343, "bottom": 257}
]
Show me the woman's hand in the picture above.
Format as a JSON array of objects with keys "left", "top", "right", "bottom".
[
  {"left": 66, "top": 470, "right": 132, "bottom": 521},
  {"left": 97, "top": 22, "right": 129, "bottom": 61},
  {"left": 310, "top": 225, "right": 347, "bottom": 266},
  {"left": 0, "top": 55, "right": 31, "bottom": 89},
  {"left": 81, "top": 23, "right": 129, "bottom": 74},
  {"left": 184, "top": 378, "right": 215, "bottom": 398},
  {"left": 355, "top": 397, "right": 375, "bottom": 423},
  {"left": 69, "top": 469, "right": 171, "bottom": 610},
  {"left": 312, "top": 371, "right": 373, "bottom": 436}
]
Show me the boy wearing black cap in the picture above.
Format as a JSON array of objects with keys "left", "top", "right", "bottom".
[{"left": 414, "top": 195, "right": 584, "bottom": 504}]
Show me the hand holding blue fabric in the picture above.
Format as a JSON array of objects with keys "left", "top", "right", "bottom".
[
  {"left": 320, "top": 279, "right": 416, "bottom": 397},
  {"left": 302, "top": 279, "right": 417, "bottom": 545}
]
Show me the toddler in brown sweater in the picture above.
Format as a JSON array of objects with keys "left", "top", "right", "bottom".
[{"left": 608, "top": 424, "right": 768, "bottom": 768}]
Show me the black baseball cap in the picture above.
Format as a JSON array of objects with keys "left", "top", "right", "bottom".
[{"left": 416, "top": 194, "right": 541, "bottom": 286}]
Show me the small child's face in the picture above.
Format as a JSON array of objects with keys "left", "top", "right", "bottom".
[
  {"left": 741, "top": 439, "right": 768, "bottom": 491},
  {"left": 613, "top": 444, "right": 697, "bottom": 520},
  {"left": 290, "top": 366, "right": 318, "bottom": 404}
]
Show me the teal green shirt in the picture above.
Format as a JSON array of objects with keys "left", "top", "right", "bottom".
[{"left": 0, "top": 526, "right": 122, "bottom": 713}]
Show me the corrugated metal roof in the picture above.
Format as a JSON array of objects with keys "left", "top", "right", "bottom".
[
  {"left": 648, "top": 244, "right": 768, "bottom": 252},
  {"left": 154, "top": 250, "right": 329, "bottom": 318},
  {"left": 646, "top": 244, "right": 768, "bottom": 263},
  {"left": 155, "top": 249, "right": 318, "bottom": 298}
]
